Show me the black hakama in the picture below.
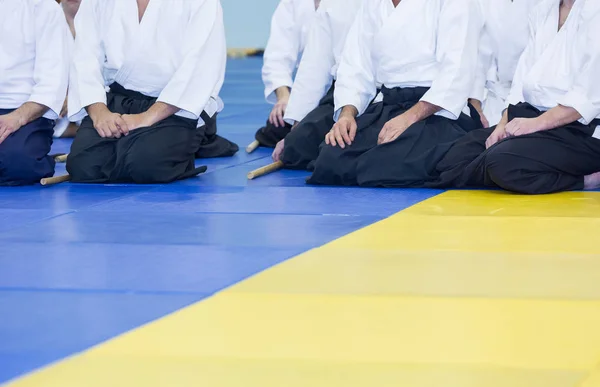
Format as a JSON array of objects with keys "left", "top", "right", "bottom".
[
  {"left": 0, "top": 109, "right": 55, "bottom": 186},
  {"left": 254, "top": 119, "right": 293, "bottom": 149},
  {"left": 427, "top": 103, "right": 600, "bottom": 194},
  {"left": 67, "top": 83, "right": 209, "bottom": 184},
  {"left": 194, "top": 112, "right": 239, "bottom": 159},
  {"left": 307, "top": 86, "right": 481, "bottom": 187},
  {"left": 281, "top": 83, "right": 335, "bottom": 170}
]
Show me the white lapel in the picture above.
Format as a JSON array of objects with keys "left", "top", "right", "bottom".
[{"left": 114, "top": 0, "right": 160, "bottom": 85}]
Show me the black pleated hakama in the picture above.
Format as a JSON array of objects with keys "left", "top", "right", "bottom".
[
  {"left": 281, "top": 83, "right": 336, "bottom": 170},
  {"left": 427, "top": 103, "right": 600, "bottom": 194},
  {"left": 307, "top": 86, "right": 482, "bottom": 187},
  {"left": 67, "top": 83, "right": 238, "bottom": 184}
]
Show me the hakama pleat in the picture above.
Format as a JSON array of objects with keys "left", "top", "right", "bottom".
[
  {"left": 307, "top": 86, "right": 480, "bottom": 187},
  {"left": 0, "top": 109, "right": 55, "bottom": 186},
  {"left": 194, "top": 112, "right": 239, "bottom": 159},
  {"left": 282, "top": 83, "right": 335, "bottom": 170}
]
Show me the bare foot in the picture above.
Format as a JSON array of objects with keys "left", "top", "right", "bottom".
[{"left": 584, "top": 171, "right": 600, "bottom": 190}]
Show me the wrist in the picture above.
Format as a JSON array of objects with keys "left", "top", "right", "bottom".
[
  {"left": 139, "top": 111, "right": 156, "bottom": 127},
  {"left": 275, "top": 87, "right": 290, "bottom": 101},
  {"left": 12, "top": 111, "right": 27, "bottom": 127},
  {"left": 469, "top": 99, "right": 483, "bottom": 111},
  {"left": 532, "top": 115, "right": 550, "bottom": 132},
  {"left": 87, "top": 103, "right": 108, "bottom": 122},
  {"left": 400, "top": 109, "right": 419, "bottom": 127},
  {"left": 340, "top": 105, "right": 358, "bottom": 119}
]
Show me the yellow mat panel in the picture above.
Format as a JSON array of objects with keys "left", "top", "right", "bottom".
[{"left": 7, "top": 191, "right": 600, "bottom": 387}]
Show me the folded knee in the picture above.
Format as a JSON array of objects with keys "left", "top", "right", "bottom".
[
  {"left": 125, "top": 153, "right": 172, "bottom": 184},
  {"left": 485, "top": 145, "right": 537, "bottom": 194},
  {"left": 66, "top": 151, "right": 105, "bottom": 182},
  {"left": 0, "top": 149, "right": 52, "bottom": 184},
  {"left": 308, "top": 145, "right": 357, "bottom": 186}
]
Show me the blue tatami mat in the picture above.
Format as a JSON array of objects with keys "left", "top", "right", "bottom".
[{"left": 0, "top": 57, "right": 441, "bottom": 384}]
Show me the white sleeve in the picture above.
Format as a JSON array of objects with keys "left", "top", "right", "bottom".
[
  {"left": 157, "top": 0, "right": 226, "bottom": 120},
  {"left": 262, "top": 0, "right": 301, "bottom": 104},
  {"left": 333, "top": 1, "right": 376, "bottom": 120},
  {"left": 470, "top": 25, "right": 494, "bottom": 102},
  {"left": 420, "top": 0, "right": 482, "bottom": 120},
  {"left": 68, "top": 0, "right": 107, "bottom": 121},
  {"left": 556, "top": 20, "right": 600, "bottom": 124},
  {"left": 283, "top": 5, "right": 334, "bottom": 124},
  {"left": 29, "top": 1, "right": 70, "bottom": 120},
  {"left": 506, "top": 11, "right": 537, "bottom": 107}
]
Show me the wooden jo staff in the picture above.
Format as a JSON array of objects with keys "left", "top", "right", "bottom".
[
  {"left": 41, "top": 174, "right": 71, "bottom": 186},
  {"left": 246, "top": 140, "right": 260, "bottom": 154},
  {"left": 247, "top": 161, "right": 283, "bottom": 180},
  {"left": 54, "top": 154, "right": 68, "bottom": 163}
]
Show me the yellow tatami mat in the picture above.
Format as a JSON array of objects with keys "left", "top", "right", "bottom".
[{"left": 8, "top": 191, "right": 600, "bottom": 387}]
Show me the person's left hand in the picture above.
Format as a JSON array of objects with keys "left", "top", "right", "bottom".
[
  {"left": 272, "top": 139, "right": 285, "bottom": 162},
  {"left": 121, "top": 113, "right": 152, "bottom": 133},
  {"left": 504, "top": 117, "right": 543, "bottom": 137},
  {"left": 378, "top": 114, "right": 413, "bottom": 145},
  {"left": 0, "top": 112, "right": 24, "bottom": 145}
]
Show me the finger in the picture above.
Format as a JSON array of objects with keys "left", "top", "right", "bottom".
[
  {"left": 330, "top": 129, "right": 338, "bottom": 147},
  {"left": 334, "top": 127, "right": 345, "bottom": 149},
  {"left": 269, "top": 110, "right": 276, "bottom": 127},
  {"left": 482, "top": 115, "right": 490, "bottom": 128},
  {"left": 378, "top": 127, "right": 387, "bottom": 145},
  {"left": 277, "top": 106, "right": 285, "bottom": 128},
  {"left": 272, "top": 108, "right": 280, "bottom": 128},
  {"left": 95, "top": 125, "right": 106, "bottom": 138},
  {"left": 108, "top": 122, "right": 121, "bottom": 138},
  {"left": 0, "top": 128, "right": 8, "bottom": 145},
  {"left": 349, "top": 120, "right": 357, "bottom": 142},
  {"left": 325, "top": 132, "right": 330, "bottom": 145},
  {"left": 116, "top": 116, "right": 129, "bottom": 135},
  {"left": 340, "top": 123, "right": 351, "bottom": 145}
]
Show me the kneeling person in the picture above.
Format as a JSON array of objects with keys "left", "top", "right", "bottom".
[
  {"left": 430, "top": 0, "right": 600, "bottom": 194},
  {"left": 272, "top": 0, "right": 364, "bottom": 171},
  {"left": 0, "top": 0, "right": 69, "bottom": 185},
  {"left": 67, "top": 0, "right": 227, "bottom": 184},
  {"left": 253, "top": 0, "right": 319, "bottom": 150},
  {"left": 307, "top": 0, "right": 482, "bottom": 187}
]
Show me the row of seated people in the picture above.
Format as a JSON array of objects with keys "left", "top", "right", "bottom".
[
  {"left": 1, "top": 0, "right": 598, "bottom": 194},
  {"left": 0, "top": 0, "right": 237, "bottom": 186},
  {"left": 254, "top": 0, "right": 600, "bottom": 194}
]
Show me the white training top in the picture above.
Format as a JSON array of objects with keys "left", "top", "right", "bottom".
[
  {"left": 333, "top": 0, "right": 481, "bottom": 121},
  {"left": 507, "top": 0, "right": 600, "bottom": 125},
  {"left": 0, "top": 0, "right": 69, "bottom": 120},
  {"left": 472, "top": 0, "right": 539, "bottom": 125},
  {"left": 283, "top": 0, "right": 364, "bottom": 124},
  {"left": 261, "top": 0, "right": 317, "bottom": 104},
  {"left": 68, "top": 0, "right": 226, "bottom": 126}
]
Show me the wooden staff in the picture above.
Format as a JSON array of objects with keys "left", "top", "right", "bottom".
[
  {"left": 41, "top": 174, "right": 71, "bottom": 186},
  {"left": 247, "top": 161, "right": 284, "bottom": 180},
  {"left": 54, "top": 154, "right": 68, "bottom": 163},
  {"left": 246, "top": 140, "right": 260, "bottom": 154}
]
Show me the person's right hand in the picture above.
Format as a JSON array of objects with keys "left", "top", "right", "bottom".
[
  {"left": 269, "top": 97, "right": 288, "bottom": 128},
  {"left": 485, "top": 123, "right": 507, "bottom": 149},
  {"left": 87, "top": 103, "right": 129, "bottom": 138},
  {"left": 325, "top": 114, "right": 357, "bottom": 149}
]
